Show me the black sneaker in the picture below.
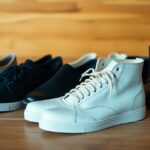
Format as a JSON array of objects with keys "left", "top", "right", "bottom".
[
  {"left": 23, "top": 53, "right": 97, "bottom": 105},
  {"left": 23, "top": 52, "right": 128, "bottom": 105},
  {"left": 0, "top": 55, "right": 62, "bottom": 112}
]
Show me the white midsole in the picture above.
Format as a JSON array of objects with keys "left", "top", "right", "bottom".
[
  {"left": 0, "top": 101, "right": 23, "bottom": 112},
  {"left": 39, "top": 107, "right": 146, "bottom": 133}
]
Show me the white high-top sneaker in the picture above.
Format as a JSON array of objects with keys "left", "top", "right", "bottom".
[
  {"left": 39, "top": 58, "right": 146, "bottom": 133},
  {"left": 24, "top": 53, "right": 127, "bottom": 123}
]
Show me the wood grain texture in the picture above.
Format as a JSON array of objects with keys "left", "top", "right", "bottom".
[
  {"left": 0, "top": 110, "right": 150, "bottom": 150},
  {"left": 0, "top": 0, "right": 150, "bottom": 58},
  {"left": 0, "top": 1, "right": 78, "bottom": 12}
]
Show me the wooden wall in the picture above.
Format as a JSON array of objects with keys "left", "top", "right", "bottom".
[{"left": 0, "top": 0, "right": 150, "bottom": 59}]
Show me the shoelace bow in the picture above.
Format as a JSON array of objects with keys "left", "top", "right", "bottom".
[
  {"left": 0, "top": 63, "right": 32, "bottom": 85},
  {"left": 64, "top": 68, "right": 116, "bottom": 104}
]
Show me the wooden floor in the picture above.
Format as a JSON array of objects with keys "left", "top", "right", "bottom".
[{"left": 0, "top": 109, "right": 150, "bottom": 150}]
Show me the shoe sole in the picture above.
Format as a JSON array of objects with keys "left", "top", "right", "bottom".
[
  {"left": 0, "top": 101, "right": 23, "bottom": 112},
  {"left": 24, "top": 110, "right": 40, "bottom": 123},
  {"left": 39, "top": 107, "right": 146, "bottom": 133},
  {"left": 22, "top": 100, "right": 28, "bottom": 106}
]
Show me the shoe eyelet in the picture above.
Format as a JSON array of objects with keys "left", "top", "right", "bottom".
[
  {"left": 116, "top": 68, "right": 119, "bottom": 71},
  {"left": 88, "top": 93, "right": 91, "bottom": 96},
  {"left": 100, "top": 85, "right": 103, "bottom": 88},
  {"left": 77, "top": 100, "right": 81, "bottom": 103},
  {"left": 106, "top": 81, "right": 108, "bottom": 84},
  {"left": 102, "top": 63, "right": 105, "bottom": 66},
  {"left": 114, "top": 74, "right": 116, "bottom": 78}
]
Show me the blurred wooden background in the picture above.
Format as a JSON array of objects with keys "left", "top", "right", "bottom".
[{"left": 0, "top": 0, "right": 150, "bottom": 59}]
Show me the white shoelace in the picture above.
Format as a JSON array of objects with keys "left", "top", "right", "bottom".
[{"left": 64, "top": 68, "right": 116, "bottom": 104}]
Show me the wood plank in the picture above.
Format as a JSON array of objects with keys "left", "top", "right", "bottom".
[
  {"left": 0, "top": 1, "right": 78, "bottom": 12},
  {"left": 1, "top": 0, "right": 150, "bottom": 14},
  {"left": 0, "top": 110, "right": 150, "bottom": 150},
  {"left": 0, "top": 1, "right": 149, "bottom": 57},
  {"left": 0, "top": 37, "right": 149, "bottom": 57},
  {"left": 78, "top": 1, "right": 150, "bottom": 14},
  {"left": 0, "top": 110, "right": 24, "bottom": 119},
  {"left": 0, "top": 13, "right": 150, "bottom": 39},
  {"left": 0, "top": 13, "right": 149, "bottom": 57}
]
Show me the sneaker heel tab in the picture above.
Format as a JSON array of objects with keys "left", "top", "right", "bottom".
[
  {"left": 78, "top": 53, "right": 97, "bottom": 62},
  {"left": 69, "top": 53, "right": 97, "bottom": 68},
  {"left": 108, "top": 52, "right": 127, "bottom": 59},
  {"left": 135, "top": 58, "right": 144, "bottom": 63}
]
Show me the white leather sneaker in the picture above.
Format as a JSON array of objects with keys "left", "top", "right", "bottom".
[
  {"left": 39, "top": 58, "right": 146, "bottom": 133},
  {"left": 24, "top": 53, "right": 127, "bottom": 123}
]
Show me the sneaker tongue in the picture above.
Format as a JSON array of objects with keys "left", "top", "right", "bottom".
[
  {"left": 96, "top": 59, "right": 118, "bottom": 72},
  {"left": 103, "top": 60, "right": 118, "bottom": 71},
  {"left": 108, "top": 53, "right": 127, "bottom": 59}
]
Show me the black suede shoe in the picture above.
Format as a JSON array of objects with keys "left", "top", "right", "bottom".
[
  {"left": 23, "top": 53, "right": 97, "bottom": 105},
  {"left": 0, "top": 55, "right": 62, "bottom": 112}
]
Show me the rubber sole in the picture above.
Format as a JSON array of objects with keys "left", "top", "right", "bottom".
[
  {"left": 39, "top": 107, "right": 146, "bottom": 133},
  {"left": 22, "top": 100, "right": 28, "bottom": 106},
  {"left": 0, "top": 101, "right": 23, "bottom": 112},
  {"left": 24, "top": 110, "right": 40, "bottom": 123}
]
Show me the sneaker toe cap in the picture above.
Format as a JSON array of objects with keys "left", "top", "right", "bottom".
[{"left": 40, "top": 106, "right": 96, "bottom": 124}]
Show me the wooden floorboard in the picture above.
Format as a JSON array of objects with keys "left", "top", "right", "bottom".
[{"left": 0, "top": 109, "right": 150, "bottom": 150}]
